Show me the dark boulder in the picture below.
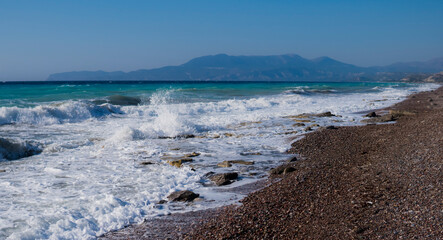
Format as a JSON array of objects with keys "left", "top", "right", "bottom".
[
  {"left": 209, "top": 172, "right": 239, "bottom": 186},
  {"left": 167, "top": 190, "right": 199, "bottom": 202}
]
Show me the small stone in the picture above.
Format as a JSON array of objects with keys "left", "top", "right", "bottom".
[
  {"left": 217, "top": 161, "right": 232, "bottom": 168},
  {"left": 140, "top": 161, "right": 154, "bottom": 165},
  {"left": 157, "top": 200, "right": 167, "bottom": 204},
  {"left": 269, "top": 165, "right": 296, "bottom": 175},
  {"left": 209, "top": 172, "right": 238, "bottom": 186},
  {"left": 314, "top": 111, "right": 335, "bottom": 117},
  {"left": 167, "top": 158, "right": 193, "bottom": 168},
  {"left": 167, "top": 190, "right": 199, "bottom": 202},
  {"left": 326, "top": 125, "right": 338, "bottom": 130},
  {"left": 294, "top": 119, "right": 311, "bottom": 123},
  {"left": 364, "top": 112, "right": 378, "bottom": 118},
  {"left": 292, "top": 123, "right": 305, "bottom": 127},
  {"left": 304, "top": 126, "right": 312, "bottom": 132},
  {"left": 310, "top": 124, "right": 320, "bottom": 127},
  {"left": 240, "top": 152, "right": 261, "bottom": 156},
  {"left": 0, "top": 169, "right": 5, "bottom": 173},
  {"left": 184, "top": 152, "right": 200, "bottom": 158},
  {"left": 229, "top": 160, "right": 254, "bottom": 165},
  {"left": 287, "top": 156, "right": 297, "bottom": 162}
]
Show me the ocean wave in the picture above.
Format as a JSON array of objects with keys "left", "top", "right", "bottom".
[{"left": 0, "top": 101, "right": 123, "bottom": 125}]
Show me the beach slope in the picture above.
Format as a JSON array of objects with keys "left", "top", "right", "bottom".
[{"left": 185, "top": 86, "right": 443, "bottom": 239}]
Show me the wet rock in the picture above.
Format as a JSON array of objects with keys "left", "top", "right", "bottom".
[
  {"left": 107, "top": 95, "right": 141, "bottom": 106},
  {"left": 294, "top": 119, "right": 311, "bottom": 123},
  {"left": 204, "top": 171, "right": 215, "bottom": 177},
  {"left": 0, "top": 138, "right": 42, "bottom": 160},
  {"left": 240, "top": 152, "right": 261, "bottom": 156},
  {"left": 157, "top": 200, "right": 168, "bottom": 204},
  {"left": 326, "top": 125, "right": 338, "bottom": 130},
  {"left": 310, "top": 124, "right": 320, "bottom": 127},
  {"left": 304, "top": 126, "right": 312, "bottom": 132},
  {"left": 292, "top": 123, "right": 305, "bottom": 127},
  {"left": 209, "top": 172, "right": 239, "bottom": 186},
  {"left": 217, "top": 161, "right": 232, "bottom": 168},
  {"left": 269, "top": 165, "right": 296, "bottom": 175},
  {"left": 365, "top": 112, "right": 379, "bottom": 118},
  {"left": 287, "top": 156, "right": 297, "bottom": 162},
  {"left": 224, "top": 133, "right": 234, "bottom": 137},
  {"left": 167, "top": 158, "right": 193, "bottom": 168},
  {"left": 229, "top": 160, "right": 254, "bottom": 165},
  {"left": 0, "top": 169, "right": 5, "bottom": 173},
  {"left": 140, "top": 161, "right": 154, "bottom": 165},
  {"left": 313, "top": 111, "right": 335, "bottom": 117},
  {"left": 167, "top": 190, "right": 199, "bottom": 202},
  {"left": 184, "top": 152, "right": 200, "bottom": 158}
]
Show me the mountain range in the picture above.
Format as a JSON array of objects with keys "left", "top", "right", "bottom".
[{"left": 47, "top": 54, "right": 443, "bottom": 81}]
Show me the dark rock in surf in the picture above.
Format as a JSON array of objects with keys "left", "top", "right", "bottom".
[
  {"left": 209, "top": 172, "right": 239, "bottom": 186},
  {"left": 314, "top": 111, "right": 335, "bottom": 117},
  {"left": 167, "top": 190, "right": 200, "bottom": 202},
  {"left": 0, "top": 138, "right": 42, "bottom": 161},
  {"left": 107, "top": 95, "right": 141, "bottom": 106},
  {"left": 365, "top": 112, "right": 379, "bottom": 118}
]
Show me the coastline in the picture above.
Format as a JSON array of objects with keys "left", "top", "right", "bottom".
[{"left": 102, "top": 85, "right": 443, "bottom": 239}]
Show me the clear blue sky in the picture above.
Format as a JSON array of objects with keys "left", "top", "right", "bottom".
[{"left": 1, "top": 0, "right": 442, "bottom": 81}]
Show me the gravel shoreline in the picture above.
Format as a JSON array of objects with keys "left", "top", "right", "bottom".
[{"left": 103, "top": 86, "right": 443, "bottom": 239}]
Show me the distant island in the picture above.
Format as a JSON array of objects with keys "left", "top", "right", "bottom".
[{"left": 47, "top": 54, "right": 443, "bottom": 82}]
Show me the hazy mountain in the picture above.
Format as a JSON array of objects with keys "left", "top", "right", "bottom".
[{"left": 47, "top": 54, "right": 443, "bottom": 81}]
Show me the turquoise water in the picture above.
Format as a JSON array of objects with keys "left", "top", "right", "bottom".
[{"left": 0, "top": 81, "right": 409, "bottom": 107}]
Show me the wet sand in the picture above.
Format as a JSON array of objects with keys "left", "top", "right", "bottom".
[{"left": 103, "top": 86, "right": 443, "bottom": 239}]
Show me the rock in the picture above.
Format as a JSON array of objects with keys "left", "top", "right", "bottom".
[
  {"left": 310, "top": 124, "right": 320, "bottom": 127},
  {"left": 229, "top": 160, "right": 254, "bottom": 165},
  {"left": 287, "top": 156, "right": 297, "bottom": 162},
  {"left": 269, "top": 165, "right": 296, "bottom": 175},
  {"left": 364, "top": 112, "right": 379, "bottom": 118},
  {"left": 361, "top": 114, "right": 396, "bottom": 123},
  {"left": 204, "top": 171, "right": 215, "bottom": 177},
  {"left": 240, "top": 152, "right": 261, "bottom": 156},
  {"left": 184, "top": 152, "right": 200, "bottom": 158},
  {"left": 294, "top": 119, "right": 311, "bottom": 123},
  {"left": 167, "top": 158, "right": 193, "bottom": 168},
  {"left": 167, "top": 190, "right": 200, "bottom": 202},
  {"left": 209, "top": 172, "right": 238, "bottom": 186},
  {"left": 292, "top": 123, "right": 305, "bottom": 127},
  {"left": 140, "top": 161, "right": 154, "bottom": 165},
  {"left": 107, "top": 95, "right": 141, "bottom": 106},
  {"left": 313, "top": 111, "right": 335, "bottom": 117},
  {"left": 389, "top": 110, "right": 415, "bottom": 118},
  {"left": 217, "top": 161, "right": 232, "bottom": 168},
  {"left": 326, "top": 125, "right": 338, "bottom": 130},
  {"left": 0, "top": 169, "right": 5, "bottom": 173},
  {"left": 224, "top": 133, "right": 234, "bottom": 137},
  {"left": 157, "top": 200, "right": 168, "bottom": 204},
  {"left": 304, "top": 126, "right": 312, "bottom": 132}
]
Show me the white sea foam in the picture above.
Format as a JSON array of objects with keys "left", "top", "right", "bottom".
[{"left": 0, "top": 83, "right": 439, "bottom": 239}]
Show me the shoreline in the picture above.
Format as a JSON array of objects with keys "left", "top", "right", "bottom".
[{"left": 102, "top": 85, "right": 442, "bottom": 239}]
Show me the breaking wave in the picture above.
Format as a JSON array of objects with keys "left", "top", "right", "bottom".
[{"left": 0, "top": 101, "right": 123, "bottom": 125}]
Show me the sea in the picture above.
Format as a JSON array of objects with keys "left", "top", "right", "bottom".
[{"left": 0, "top": 81, "right": 439, "bottom": 239}]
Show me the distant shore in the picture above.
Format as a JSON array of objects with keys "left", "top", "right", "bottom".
[{"left": 102, "top": 85, "right": 443, "bottom": 239}]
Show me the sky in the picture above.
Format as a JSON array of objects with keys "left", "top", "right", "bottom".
[{"left": 0, "top": 0, "right": 442, "bottom": 81}]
